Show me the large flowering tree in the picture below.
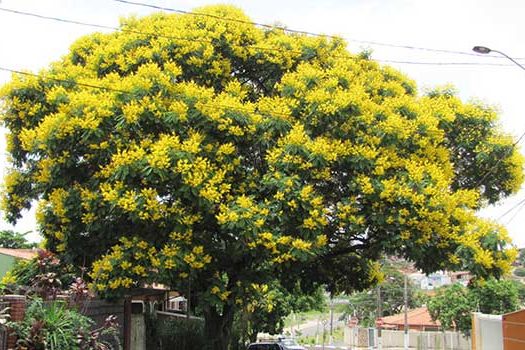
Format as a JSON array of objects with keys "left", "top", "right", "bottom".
[{"left": 1, "top": 5, "right": 522, "bottom": 349}]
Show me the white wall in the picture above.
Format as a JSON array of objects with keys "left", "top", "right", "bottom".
[
  {"left": 344, "top": 326, "right": 471, "bottom": 349},
  {"left": 472, "top": 312, "right": 502, "bottom": 350}
]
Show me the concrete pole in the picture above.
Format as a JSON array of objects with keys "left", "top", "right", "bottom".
[
  {"left": 292, "top": 312, "right": 296, "bottom": 338},
  {"left": 329, "top": 298, "right": 334, "bottom": 345},
  {"left": 316, "top": 317, "right": 320, "bottom": 344},
  {"left": 404, "top": 274, "right": 409, "bottom": 350},
  {"left": 377, "top": 286, "right": 382, "bottom": 350},
  {"left": 186, "top": 276, "right": 191, "bottom": 319},
  {"left": 322, "top": 319, "right": 327, "bottom": 350}
]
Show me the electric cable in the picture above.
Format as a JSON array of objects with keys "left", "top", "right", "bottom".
[
  {"left": 504, "top": 199, "right": 525, "bottom": 225},
  {"left": 0, "top": 6, "right": 519, "bottom": 68},
  {"left": 0, "top": 65, "right": 444, "bottom": 137},
  {"left": 497, "top": 197, "right": 525, "bottom": 221},
  {"left": 2, "top": 5, "right": 525, "bottom": 192},
  {"left": 112, "top": 0, "right": 521, "bottom": 60}
]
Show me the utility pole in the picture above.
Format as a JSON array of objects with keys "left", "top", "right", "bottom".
[
  {"left": 186, "top": 275, "right": 191, "bottom": 319},
  {"left": 377, "top": 285, "right": 382, "bottom": 350},
  {"left": 316, "top": 317, "right": 320, "bottom": 344},
  {"left": 329, "top": 298, "right": 334, "bottom": 345},
  {"left": 404, "top": 274, "right": 409, "bottom": 350},
  {"left": 322, "top": 319, "right": 327, "bottom": 350}
]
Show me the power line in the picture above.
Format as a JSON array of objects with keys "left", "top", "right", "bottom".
[
  {"left": 0, "top": 67, "right": 130, "bottom": 94},
  {"left": 1, "top": 68, "right": 521, "bottom": 225},
  {"left": 112, "top": 0, "right": 518, "bottom": 60},
  {"left": 0, "top": 7, "right": 225, "bottom": 47},
  {"left": 2, "top": 5, "right": 524, "bottom": 155},
  {"left": 497, "top": 197, "right": 525, "bottom": 221},
  {"left": 0, "top": 66, "right": 265, "bottom": 118},
  {"left": 504, "top": 199, "right": 525, "bottom": 225},
  {"left": 373, "top": 60, "right": 513, "bottom": 67},
  {"left": 0, "top": 7, "right": 522, "bottom": 149},
  {"left": 0, "top": 6, "right": 518, "bottom": 68},
  {"left": 0, "top": 7, "right": 369, "bottom": 63},
  {"left": 0, "top": 65, "right": 445, "bottom": 138}
]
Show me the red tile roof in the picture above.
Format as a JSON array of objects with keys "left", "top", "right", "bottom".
[
  {"left": 381, "top": 307, "right": 440, "bottom": 328},
  {"left": 0, "top": 248, "right": 37, "bottom": 260}
]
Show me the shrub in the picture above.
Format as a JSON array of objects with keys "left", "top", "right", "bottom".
[
  {"left": 10, "top": 298, "right": 91, "bottom": 350},
  {"left": 156, "top": 317, "right": 205, "bottom": 350},
  {"left": 9, "top": 298, "right": 119, "bottom": 350},
  {"left": 1, "top": 250, "right": 76, "bottom": 294}
]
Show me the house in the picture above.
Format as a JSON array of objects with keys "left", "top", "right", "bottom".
[
  {"left": 448, "top": 271, "right": 471, "bottom": 286},
  {"left": 379, "top": 307, "right": 441, "bottom": 331},
  {"left": 408, "top": 272, "right": 451, "bottom": 290},
  {"left": 0, "top": 248, "right": 37, "bottom": 279},
  {"left": 409, "top": 271, "right": 470, "bottom": 290},
  {"left": 121, "top": 284, "right": 192, "bottom": 350}
]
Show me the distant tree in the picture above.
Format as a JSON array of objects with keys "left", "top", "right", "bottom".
[
  {"left": 342, "top": 265, "right": 422, "bottom": 326},
  {"left": 0, "top": 230, "right": 36, "bottom": 249},
  {"left": 517, "top": 249, "right": 525, "bottom": 266},
  {"left": 472, "top": 278, "right": 521, "bottom": 315},
  {"left": 428, "top": 279, "right": 521, "bottom": 335},
  {"left": 0, "top": 249, "right": 75, "bottom": 290},
  {"left": 291, "top": 283, "right": 326, "bottom": 313},
  {"left": 232, "top": 281, "right": 326, "bottom": 345},
  {"left": 428, "top": 283, "right": 474, "bottom": 334},
  {"left": 513, "top": 280, "right": 525, "bottom": 305},
  {"left": 514, "top": 267, "right": 525, "bottom": 277}
]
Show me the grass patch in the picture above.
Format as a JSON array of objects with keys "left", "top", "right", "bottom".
[{"left": 297, "top": 327, "right": 344, "bottom": 345}]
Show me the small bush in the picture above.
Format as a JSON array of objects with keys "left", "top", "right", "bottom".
[
  {"left": 1, "top": 250, "right": 76, "bottom": 293},
  {"left": 10, "top": 298, "right": 91, "bottom": 349},
  {"left": 156, "top": 317, "right": 205, "bottom": 350},
  {"left": 9, "top": 298, "right": 119, "bottom": 350}
]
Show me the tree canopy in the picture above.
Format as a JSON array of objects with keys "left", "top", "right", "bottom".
[
  {"left": 428, "top": 279, "right": 523, "bottom": 334},
  {"left": 0, "top": 5, "right": 522, "bottom": 348},
  {"left": 342, "top": 263, "right": 422, "bottom": 327},
  {"left": 0, "top": 230, "right": 36, "bottom": 249}
]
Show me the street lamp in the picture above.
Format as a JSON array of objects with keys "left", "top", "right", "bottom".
[{"left": 472, "top": 46, "right": 525, "bottom": 71}]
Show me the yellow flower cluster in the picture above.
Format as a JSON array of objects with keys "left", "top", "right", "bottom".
[
  {"left": 182, "top": 245, "right": 212, "bottom": 270},
  {"left": 456, "top": 219, "right": 515, "bottom": 273},
  {"left": 210, "top": 284, "right": 232, "bottom": 301},
  {"left": 48, "top": 188, "right": 70, "bottom": 224},
  {"left": 90, "top": 237, "right": 156, "bottom": 293},
  {"left": 100, "top": 145, "right": 146, "bottom": 178}
]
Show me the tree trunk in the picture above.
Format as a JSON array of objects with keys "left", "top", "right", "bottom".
[
  {"left": 204, "top": 304, "right": 235, "bottom": 350},
  {"left": 248, "top": 329, "right": 258, "bottom": 344}
]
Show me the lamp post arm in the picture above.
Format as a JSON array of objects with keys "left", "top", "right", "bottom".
[{"left": 491, "top": 49, "right": 525, "bottom": 72}]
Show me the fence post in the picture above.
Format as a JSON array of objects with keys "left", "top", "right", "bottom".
[
  {"left": 471, "top": 313, "right": 478, "bottom": 350},
  {"left": 123, "top": 296, "right": 132, "bottom": 350},
  {"left": 3, "top": 295, "right": 26, "bottom": 350}
]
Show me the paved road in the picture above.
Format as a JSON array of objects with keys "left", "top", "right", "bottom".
[{"left": 285, "top": 313, "right": 346, "bottom": 345}]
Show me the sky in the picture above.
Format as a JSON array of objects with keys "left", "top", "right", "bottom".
[{"left": 0, "top": 0, "right": 524, "bottom": 246}]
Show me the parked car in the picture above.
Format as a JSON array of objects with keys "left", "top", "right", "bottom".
[
  {"left": 247, "top": 342, "right": 284, "bottom": 350},
  {"left": 247, "top": 338, "right": 306, "bottom": 350},
  {"left": 277, "top": 338, "right": 307, "bottom": 350}
]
